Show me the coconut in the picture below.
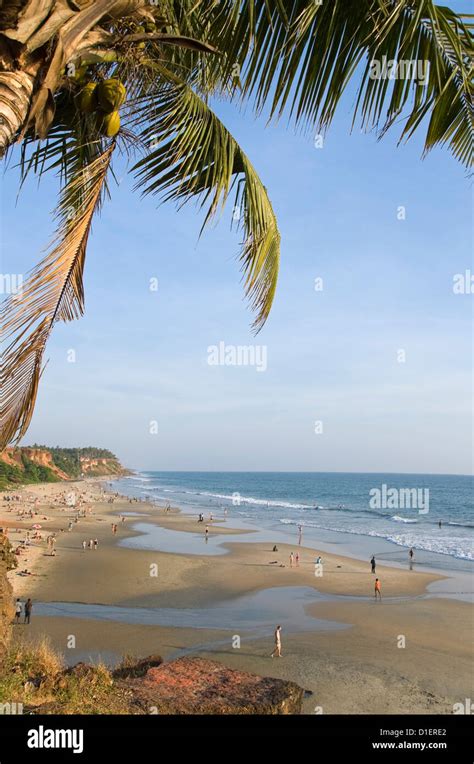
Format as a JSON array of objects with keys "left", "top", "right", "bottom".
[
  {"left": 78, "top": 82, "right": 98, "bottom": 114},
  {"left": 96, "top": 79, "right": 126, "bottom": 113},
  {"left": 96, "top": 110, "right": 121, "bottom": 137}
]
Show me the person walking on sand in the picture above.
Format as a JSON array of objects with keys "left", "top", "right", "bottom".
[
  {"left": 374, "top": 578, "right": 382, "bottom": 601},
  {"left": 82, "top": 540, "right": 87, "bottom": 552},
  {"left": 289, "top": 552, "right": 294, "bottom": 568},
  {"left": 270, "top": 625, "right": 282, "bottom": 657},
  {"left": 93, "top": 538, "right": 98, "bottom": 550},
  {"left": 14, "top": 598, "right": 22, "bottom": 624},
  {"left": 24, "top": 598, "right": 32, "bottom": 624},
  {"left": 295, "top": 552, "right": 300, "bottom": 567},
  {"left": 371, "top": 555, "right": 376, "bottom": 574}
]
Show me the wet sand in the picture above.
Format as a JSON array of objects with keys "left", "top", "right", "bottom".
[{"left": 2, "top": 479, "right": 472, "bottom": 714}]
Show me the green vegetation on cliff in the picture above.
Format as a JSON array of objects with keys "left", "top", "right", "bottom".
[
  {"left": 0, "top": 446, "right": 123, "bottom": 490},
  {"left": 29, "top": 446, "right": 117, "bottom": 479},
  {"left": 0, "top": 456, "right": 58, "bottom": 491}
]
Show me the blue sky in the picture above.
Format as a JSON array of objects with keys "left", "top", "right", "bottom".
[{"left": 2, "top": 11, "right": 472, "bottom": 474}]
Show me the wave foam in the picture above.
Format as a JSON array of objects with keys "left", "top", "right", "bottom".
[
  {"left": 391, "top": 515, "right": 418, "bottom": 524},
  {"left": 199, "top": 491, "right": 315, "bottom": 510},
  {"left": 278, "top": 519, "right": 473, "bottom": 560}
]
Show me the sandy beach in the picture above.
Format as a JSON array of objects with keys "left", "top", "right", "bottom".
[{"left": 2, "top": 479, "right": 472, "bottom": 714}]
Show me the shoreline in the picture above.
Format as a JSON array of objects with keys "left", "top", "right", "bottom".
[{"left": 1, "top": 478, "right": 473, "bottom": 714}]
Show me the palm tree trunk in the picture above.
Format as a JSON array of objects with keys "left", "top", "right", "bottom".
[
  {"left": 0, "top": 0, "right": 147, "bottom": 157},
  {"left": 0, "top": 69, "right": 35, "bottom": 157}
]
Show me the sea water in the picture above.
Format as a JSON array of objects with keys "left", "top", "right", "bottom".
[{"left": 112, "top": 471, "right": 473, "bottom": 572}]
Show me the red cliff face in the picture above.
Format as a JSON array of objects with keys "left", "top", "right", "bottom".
[
  {"left": 0, "top": 448, "right": 125, "bottom": 481},
  {"left": 79, "top": 457, "right": 123, "bottom": 476},
  {"left": 23, "top": 448, "right": 69, "bottom": 479},
  {"left": 1, "top": 447, "right": 69, "bottom": 480}
]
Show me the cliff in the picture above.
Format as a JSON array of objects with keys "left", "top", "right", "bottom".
[
  {"left": 0, "top": 534, "right": 15, "bottom": 667},
  {"left": 0, "top": 446, "right": 126, "bottom": 489}
]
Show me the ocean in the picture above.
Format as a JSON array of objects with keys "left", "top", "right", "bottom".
[{"left": 112, "top": 471, "right": 473, "bottom": 573}]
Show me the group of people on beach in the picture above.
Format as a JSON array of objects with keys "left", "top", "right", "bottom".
[
  {"left": 370, "top": 547, "right": 416, "bottom": 601},
  {"left": 14, "top": 597, "right": 33, "bottom": 625},
  {"left": 82, "top": 538, "right": 99, "bottom": 551}
]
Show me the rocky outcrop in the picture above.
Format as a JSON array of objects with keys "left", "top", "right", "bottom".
[
  {"left": 120, "top": 656, "right": 304, "bottom": 714},
  {"left": 79, "top": 456, "right": 124, "bottom": 477},
  {"left": 13, "top": 654, "right": 304, "bottom": 715}
]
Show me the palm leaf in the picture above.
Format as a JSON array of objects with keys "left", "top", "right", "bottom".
[
  {"left": 1, "top": 145, "right": 114, "bottom": 449},
  {"left": 213, "top": 0, "right": 473, "bottom": 168},
  {"left": 131, "top": 66, "right": 280, "bottom": 331}
]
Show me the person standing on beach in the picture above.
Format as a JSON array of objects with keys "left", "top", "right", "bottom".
[
  {"left": 93, "top": 538, "right": 98, "bottom": 550},
  {"left": 295, "top": 552, "right": 300, "bottom": 567},
  {"left": 289, "top": 552, "right": 294, "bottom": 568},
  {"left": 82, "top": 540, "right": 87, "bottom": 552},
  {"left": 298, "top": 525, "right": 303, "bottom": 544},
  {"left": 270, "top": 625, "right": 282, "bottom": 657},
  {"left": 409, "top": 548, "right": 414, "bottom": 562},
  {"left": 374, "top": 579, "right": 382, "bottom": 601},
  {"left": 371, "top": 556, "right": 376, "bottom": 574},
  {"left": 14, "top": 598, "right": 22, "bottom": 624},
  {"left": 24, "top": 598, "right": 32, "bottom": 624}
]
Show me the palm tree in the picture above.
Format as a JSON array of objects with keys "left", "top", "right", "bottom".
[{"left": 1, "top": 0, "right": 472, "bottom": 449}]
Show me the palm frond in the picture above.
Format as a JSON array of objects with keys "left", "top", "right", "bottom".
[
  {"left": 131, "top": 66, "right": 280, "bottom": 331},
  {"left": 0, "top": 145, "right": 114, "bottom": 449},
  {"left": 214, "top": 0, "right": 473, "bottom": 167}
]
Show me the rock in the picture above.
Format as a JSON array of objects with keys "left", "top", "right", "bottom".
[
  {"left": 113, "top": 654, "right": 163, "bottom": 679},
  {"left": 119, "top": 656, "right": 304, "bottom": 714}
]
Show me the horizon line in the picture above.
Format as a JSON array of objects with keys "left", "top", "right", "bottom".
[{"left": 127, "top": 468, "right": 473, "bottom": 478}]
